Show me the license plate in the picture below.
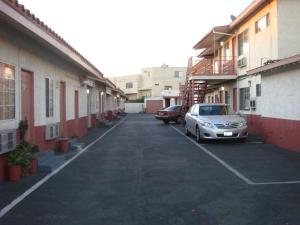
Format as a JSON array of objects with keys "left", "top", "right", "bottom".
[
  {"left": 224, "top": 131, "right": 233, "bottom": 136},
  {"left": 159, "top": 112, "right": 164, "bottom": 116}
]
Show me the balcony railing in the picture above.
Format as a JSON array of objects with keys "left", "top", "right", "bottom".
[{"left": 190, "top": 57, "right": 236, "bottom": 76}]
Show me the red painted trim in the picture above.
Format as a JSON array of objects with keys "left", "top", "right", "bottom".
[
  {"left": 91, "top": 114, "right": 98, "bottom": 128},
  {"left": 262, "top": 117, "right": 300, "bottom": 153},
  {"left": 0, "top": 155, "right": 7, "bottom": 181},
  {"left": 21, "top": 69, "right": 35, "bottom": 142},
  {"left": 246, "top": 114, "right": 263, "bottom": 136},
  {"left": 105, "top": 111, "right": 113, "bottom": 121},
  {"left": 32, "top": 116, "right": 88, "bottom": 151}
]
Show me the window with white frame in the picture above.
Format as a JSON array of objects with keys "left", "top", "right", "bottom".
[
  {"left": 174, "top": 71, "right": 183, "bottom": 78},
  {"left": 125, "top": 82, "right": 133, "bottom": 89},
  {"left": 238, "top": 29, "right": 249, "bottom": 56},
  {"left": 255, "top": 13, "right": 269, "bottom": 33},
  {"left": 224, "top": 42, "right": 230, "bottom": 60},
  {"left": 0, "top": 63, "right": 15, "bottom": 120},
  {"left": 239, "top": 87, "right": 250, "bottom": 110},
  {"left": 225, "top": 91, "right": 230, "bottom": 105},
  {"left": 45, "top": 78, "right": 54, "bottom": 117}
]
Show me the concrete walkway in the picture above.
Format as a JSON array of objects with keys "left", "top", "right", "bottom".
[
  {"left": 1, "top": 114, "right": 300, "bottom": 225},
  {"left": 0, "top": 118, "right": 121, "bottom": 211}
]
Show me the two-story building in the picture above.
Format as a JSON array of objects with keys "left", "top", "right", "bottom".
[
  {"left": 188, "top": 0, "right": 300, "bottom": 152},
  {"left": 110, "top": 65, "right": 186, "bottom": 113}
]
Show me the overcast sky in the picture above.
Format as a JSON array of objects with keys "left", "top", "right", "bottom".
[{"left": 18, "top": 0, "right": 252, "bottom": 76}]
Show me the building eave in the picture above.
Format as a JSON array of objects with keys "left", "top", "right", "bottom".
[
  {"left": 229, "top": 0, "right": 270, "bottom": 30},
  {"left": 0, "top": 0, "right": 103, "bottom": 79},
  {"left": 193, "top": 26, "right": 230, "bottom": 50},
  {"left": 247, "top": 54, "right": 300, "bottom": 75}
]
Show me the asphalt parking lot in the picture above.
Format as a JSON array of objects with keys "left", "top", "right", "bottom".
[{"left": 1, "top": 114, "right": 300, "bottom": 225}]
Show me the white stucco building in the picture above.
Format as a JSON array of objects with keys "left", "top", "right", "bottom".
[{"left": 187, "top": 0, "right": 300, "bottom": 152}]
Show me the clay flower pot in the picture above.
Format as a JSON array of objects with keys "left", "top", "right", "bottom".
[{"left": 8, "top": 165, "right": 21, "bottom": 182}]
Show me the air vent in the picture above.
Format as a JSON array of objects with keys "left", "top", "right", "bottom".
[
  {"left": 0, "top": 130, "right": 16, "bottom": 154},
  {"left": 238, "top": 57, "right": 247, "bottom": 68},
  {"left": 250, "top": 100, "right": 256, "bottom": 110},
  {"left": 45, "top": 123, "right": 60, "bottom": 140}
]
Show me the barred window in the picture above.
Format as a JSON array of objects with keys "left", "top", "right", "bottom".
[{"left": 0, "top": 63, "right": 15, "bottom": 120}]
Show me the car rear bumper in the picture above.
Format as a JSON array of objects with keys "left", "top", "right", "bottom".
[
  {"left": 155, "top": 115, "right": 177, "bottom": 121},
  {"left": 200, "top": 126, "right": 248, "bottom": 139}
]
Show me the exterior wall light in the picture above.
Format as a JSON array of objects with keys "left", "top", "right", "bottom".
[
  {"left": 221, "top": 86, "right": 225, "bottom": 91},
  {"left": 101, "top": 91, "right": 104, "bottom": 96},
  {"left": 86, "top": 89, "right": 90, "bottom": 94}
]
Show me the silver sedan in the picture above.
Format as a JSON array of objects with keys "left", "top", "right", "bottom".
[{"left": 185, "top": 103, "right": 248, "bottom": 142}]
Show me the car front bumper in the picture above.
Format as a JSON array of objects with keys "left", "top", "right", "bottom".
[{"left": 199, "top": 126, "right": 248, "bottom": 139}]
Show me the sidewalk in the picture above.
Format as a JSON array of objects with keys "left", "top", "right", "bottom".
[{"left": 0, "top": 117, "right": 123, "bottom": 210}]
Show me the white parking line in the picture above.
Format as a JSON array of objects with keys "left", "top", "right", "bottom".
[
  {"left": 170, "top": 125, "right": 254, "bottom": 185},
  {"left": 171, "top": 125, "right": 300, "bottom": 186},
  {"left": 252, "top": 180, "right": 300, "bottom": 185},
  {"left": 0, "top": 119, "right": 125, "bottom": 219}
]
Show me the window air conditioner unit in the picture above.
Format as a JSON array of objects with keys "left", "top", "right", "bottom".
[
  {"left": 250, "top": 99, "right": 256, "bottom": 110},
  {"left": 45, "top": 123, "right": 60, "bottom": 140},
  {"left": 0, "top": 130, "right": 16, "bottom": 154},
  {"left": 238, "top": 57, "right": 247, "bottom": 68}
]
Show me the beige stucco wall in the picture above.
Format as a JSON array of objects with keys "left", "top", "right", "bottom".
[
  {"left": 109, "top": 66, "right": 186, "bottom": 100},
  {"left": 109, "top": 74, "right": 140, "bottom": 95},
  {"left": 277, "top": 0, "right": 300, "bottom": 59},
  {"left": 0, "top": 24, "right": 88, "bottom": 131},
  {"left": 261, "top": 67, "right": 300, "bottom": 120},
  {"left": 235, "top": 0, "right": 278, "bottom": 75},
  {"left": 142, "top": 66, "right": 186, "bottom": 97}
]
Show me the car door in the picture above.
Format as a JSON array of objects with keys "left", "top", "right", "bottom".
[
  {"left": 185, "top": 105, "right": 194, "bottom": 132},
  {"left": 190, "top": 105, "right": 199, "bottom": 135}
]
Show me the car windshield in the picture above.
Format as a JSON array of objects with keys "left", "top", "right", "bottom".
[
  {"left": 165, "top": 105, "right": 181, "bottom": 111},
  {"left": 199, "top": 105, "right": 229, "bottom": 116}
]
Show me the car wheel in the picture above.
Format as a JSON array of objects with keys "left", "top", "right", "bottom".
[
  {"left": 163, "top": 120, "right": 169, "bottom": 125},
  {"left": 185, "top": 125, "right": 191, "bottom": 136},
  {"left": 196, "top": 127, "right": 202, "bottom": 143},
  {"left": 175, "top": 116, "right": 182, "bottom": 124}
]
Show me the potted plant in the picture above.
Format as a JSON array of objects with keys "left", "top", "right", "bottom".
[
  {"left": 15, "top": 141, "right": 31, "bottom": 177},
  {"left": 29, "top": 144, "right": 39, "bottom": 173},
  {"left": 7, "top": 150, "right": 23, "bottom": 182}
]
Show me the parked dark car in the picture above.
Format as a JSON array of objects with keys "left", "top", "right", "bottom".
[{"left": 155, "top": 105, "right": 182, "bottom": 124}]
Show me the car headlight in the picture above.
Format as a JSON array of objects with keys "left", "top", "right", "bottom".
[
  {"left": 200, "top": 121, "right": 214, "bottom": 128},
  {"left": 238, "top": 121, "right": 247, "bottom": 127}
]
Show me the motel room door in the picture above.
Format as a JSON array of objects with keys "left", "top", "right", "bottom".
[
  {"left": 60, "top": 82, "right": 67, "bottom": 137},
  {"left": 74, "top": 90, "right": 79, "bottom": 137},
  {"left": 21, "top": 70, "right": 34, "bottom": 142}
]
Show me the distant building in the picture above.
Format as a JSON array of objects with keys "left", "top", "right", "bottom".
[{"left": 110, "top": 65, "right": 186, "bottom": 112}]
